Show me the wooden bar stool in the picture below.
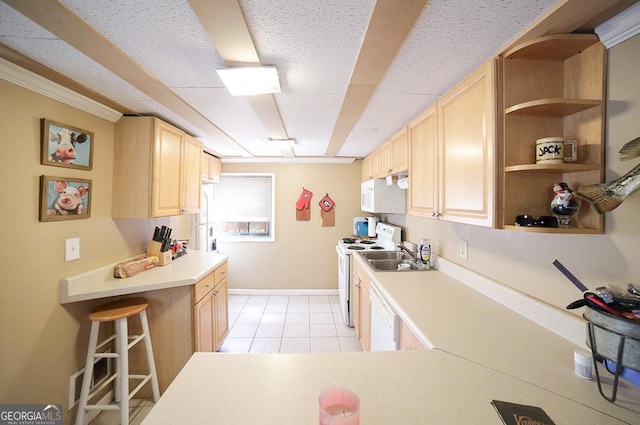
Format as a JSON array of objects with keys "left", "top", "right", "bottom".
[{"left": 75, "top": 298, "right": 160, "bottom": 425}]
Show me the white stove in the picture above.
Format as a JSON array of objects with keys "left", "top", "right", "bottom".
[
  {"left": 335, "top": 222, "right": 401, "bottom": 326},
  {"left": 337, "top": 223, "right": 401, "bottom": 253}
]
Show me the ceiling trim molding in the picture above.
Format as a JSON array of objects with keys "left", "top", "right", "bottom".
[
  {"left": 0, "top": 58, "right": 122, "bottom": 122},
  {"left": 595, "top": 2, "right": 640, "bottom": 49},
  {"left": 221, "top": 156, "right": 356, "bottom": 164}
]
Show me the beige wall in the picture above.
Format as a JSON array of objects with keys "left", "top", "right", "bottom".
[
  {"left": 219, "top": 162, "right": 363, "bottom": 290},
  {"left": 384, "top": 34, "right": 640, "bottom": 316},
  {"left": 0, "top": 80, "right": 174, "bottom": 422}
]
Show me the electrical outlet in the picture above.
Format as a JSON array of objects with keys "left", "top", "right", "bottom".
[
  {"left": 65, "top": 238, "right": 80, "bottom": 262},
  {"left": 459, "top": 239, "right": 468, "bottom": 260}
]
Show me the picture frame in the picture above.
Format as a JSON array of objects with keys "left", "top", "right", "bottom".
[
  {"left": 41, "top": 118, "right": 94, "bottom": 170},
  {"left": 39, "top": 175, "right": 92, "bottom": 222}
]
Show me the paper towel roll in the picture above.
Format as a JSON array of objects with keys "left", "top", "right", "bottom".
[{"left": 397, "top": 177, "right": 409, "bottom": 189}]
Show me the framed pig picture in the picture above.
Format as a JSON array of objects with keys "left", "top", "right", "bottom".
[
  {"left": 41, "top": 118, "right": 94, "bottom": 170},
  {"left": 39, "top": 175, "right": 92, "bottom": 222}
]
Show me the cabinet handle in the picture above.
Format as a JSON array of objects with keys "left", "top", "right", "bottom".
[
  {"left": 214, "top": 290, "right": 219, "bottom": 295},
  {"left": 431, "top": 211, "right": 441, "bottom": 218}
]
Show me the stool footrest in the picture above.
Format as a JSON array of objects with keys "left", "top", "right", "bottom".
[
  {"left": 128, "top": 333, "right": 145, "bottom": 350},
  {"left": 93, "top": 352, "right": 118, "bottom": 359},
  {"left": 128, "top": 374, "right": 153, "bottom": 400},
  {"left": 85, "top": 404, "right": 120, "bottom": 411},
  {"left": 95, "top": 335, "right": 117, "bottom": 352},
  {"left": 86, "top": 373, "right": 118, "bottom": 402}
]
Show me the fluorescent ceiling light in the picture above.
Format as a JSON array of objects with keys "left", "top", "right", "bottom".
[
  {"left": 216, "top": 66, "right": 281, "bottom": 96},
  {"left": 268, "top": 138, "right": 296, "bottom": 148}
]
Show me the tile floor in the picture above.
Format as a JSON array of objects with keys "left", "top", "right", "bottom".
[
  {"left": 88, "top": 293, "right": 361, "bottom": 424},
  {"left": 221, "top": 294, "right": 363, "bottom": 353}
]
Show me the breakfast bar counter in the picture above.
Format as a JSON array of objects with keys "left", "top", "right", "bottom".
[
  {"left": 59, "top": 250, "right": 228, "bottom": 303},
  {"left": 141, "top": 350, "right": 632, "bottom": 425}
]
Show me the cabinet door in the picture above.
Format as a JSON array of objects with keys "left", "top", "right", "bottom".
[
  {"left": 213, "top": 278, "right": 229, "bottom": 351},
  {"left": 391, "top": 128, "right": 408, "bottom": 173},
  {"left": 193, "top": 291, "right": 214, "bottom": 352},
  {"left": 399, "top": 321, "right": 424, "bottom": 350},
  {"left": 152, "top": 120, "right": 183, "bottom": 217},
  {"left": 360, "top": 156, "right": 372, "bottom": 182},
  {"left": 208, "top": 156, "right": 221, "bottom": 183},
  {"left": 351, "top": 272, "right": 361, "bottom": 338},
  {"left": 182, "top": 135, "right": 202, "bottom": 214},
  {"left": 377, "top": 141, "right": 393, "bottom": 176},
  {"left": 360, "top": 282, "right": 371, "bottom": 351},
  {"left": 408, "top": 105, "right": 438, "bottom": 217},
  {"left": 438, "top": 59, "right": 495, "bottom": 227},
  {"left": 370, "top": 150, "right": 381, "bottom": 178}
]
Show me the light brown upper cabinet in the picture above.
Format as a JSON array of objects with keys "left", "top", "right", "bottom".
[
  {"left": 360, "top": 156, "right": 372, "bottom": 182},
  {"left": 498, "top": 34, "right": 605, "bottom": 233},
  {"left": 202, "top": 152, "right": 221, "bottom": 183},
  {"left": 408, "top": 104, "right": 438, "bottom": 217},
  {"left": 113, "top": 116, "right": 202, "bottom": 218},
  {"left": 361, "top": 127, "right": 409, "bottom": 181},
  {"left": 391, "top": 128, "right": 409, "bottom": 173},
  {"left": 437, "top": 59, "right": 496, "bottom": 227}
]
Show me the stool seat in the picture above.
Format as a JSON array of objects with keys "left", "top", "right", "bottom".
[
  {"left": 75, "top": 297, "right": 159, "bottom": 425},
  {"left": 89, "top": 298, "right": 149, "bottom": 322}
]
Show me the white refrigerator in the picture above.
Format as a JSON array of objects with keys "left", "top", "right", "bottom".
[{"left": 191, "top": 183, "right": 217, "bottom": 252}]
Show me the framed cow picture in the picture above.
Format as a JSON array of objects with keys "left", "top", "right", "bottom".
[
  {"left": 41, "top": 118, "right": 94, "bottom": 170},
  {"left": 39, "top": 175, "right": 92, "bottom": 222}
]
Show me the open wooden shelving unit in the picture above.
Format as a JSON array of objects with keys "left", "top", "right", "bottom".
[{"left": 498, "top": 33, "right": 606, "bottom": 233}]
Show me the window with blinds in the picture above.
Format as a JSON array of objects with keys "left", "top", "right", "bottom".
[{"left": 213, "top": 173, "right": 275, "bottom": 241}]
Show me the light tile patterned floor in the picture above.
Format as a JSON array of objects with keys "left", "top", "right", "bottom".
[
  {"left": 88, "top": 293, "right": 360, "bottom": 424},
  {"left": 221, "top": 294, "right": 363, "bottom": 353}
]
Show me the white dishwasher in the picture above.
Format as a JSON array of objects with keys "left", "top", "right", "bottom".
[{"left": 369, "top": 282, "right": 400, "bottom": 351}]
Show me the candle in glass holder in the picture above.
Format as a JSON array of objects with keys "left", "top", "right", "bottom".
[{"left": 319, "top": 387, "right": 360, "bottom": 425}]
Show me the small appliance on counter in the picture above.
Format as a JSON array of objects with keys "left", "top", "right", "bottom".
[
  {"left": 366, "top": 216, "right": 378, "bottom": 237},
  {"left": 353, "top": 216, "right": 368, "bottom": 236}
]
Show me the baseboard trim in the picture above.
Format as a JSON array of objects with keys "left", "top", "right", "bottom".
[{"left": 228, "top": 288, "right": 339, "bottom": 296}]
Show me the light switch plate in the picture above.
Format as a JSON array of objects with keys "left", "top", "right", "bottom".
[{"left": 65, "top": 238, "right": 80, "bottom": 262}]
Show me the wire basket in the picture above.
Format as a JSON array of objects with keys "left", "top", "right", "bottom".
[{"left": 584, "top": 306, "right": 640, "bottom": 402}]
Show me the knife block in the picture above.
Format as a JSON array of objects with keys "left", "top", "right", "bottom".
[{"left": 146, "top": 240, "right": 172, "bottom": 266}]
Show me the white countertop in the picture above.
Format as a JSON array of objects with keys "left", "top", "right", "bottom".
[
  {"left": 352, "top": 254, "right": 640, "bottom": 423},
  {"left": 59, "top": 251, "right": 228, "bottom": 303},
  {"left": 141, "top": 350, "right": 633, "bottom": 425}
]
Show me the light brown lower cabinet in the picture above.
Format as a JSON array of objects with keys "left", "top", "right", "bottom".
[
  {"left": 399, "top": 321, "right": 425, "bottom": 350},
  {"left": 193, "top": 261, "right": 229, "bottom": 352},
  {"left": 351, "top": 259, "right": 372, "bottom": 351}
]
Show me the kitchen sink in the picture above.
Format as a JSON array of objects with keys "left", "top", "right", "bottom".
[
  {"left": 358, "top": 251, "right": 412, "bottom": 261},
  {"left": 358, "top": 251, "right": 429, "bottom": 272}
]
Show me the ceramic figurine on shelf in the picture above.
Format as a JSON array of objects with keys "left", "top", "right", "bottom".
[
  {"left": 576, "top": 137, "right": 640, "bottom": 213},
  {"left": 551, "top": 182, "right": 579, "bottom": 227}
]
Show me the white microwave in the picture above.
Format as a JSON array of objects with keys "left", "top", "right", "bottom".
[{"left": 361, "top": 179, "right": 406, "bottom": 214}]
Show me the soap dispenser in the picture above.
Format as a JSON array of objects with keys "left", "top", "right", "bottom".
[{"left": 418, "top": 239, "right": 431, "bottom": 268}]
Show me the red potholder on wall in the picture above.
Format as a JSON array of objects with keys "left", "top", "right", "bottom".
[{"left": 319, "top": 194, "right": 335, "bottom": 212}]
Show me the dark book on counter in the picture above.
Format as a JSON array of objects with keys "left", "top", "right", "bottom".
[{"left": 491, "top": 400, "right": 556, "bottom": 425}]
